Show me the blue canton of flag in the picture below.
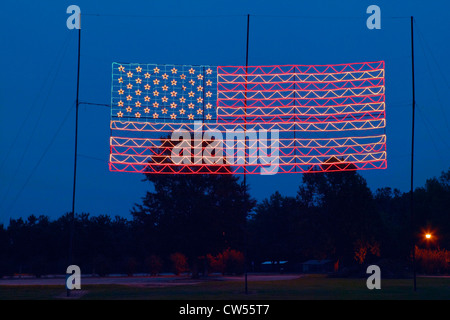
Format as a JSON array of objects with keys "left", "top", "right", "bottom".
[{"left": 111, "top": 63, "right": 217, "bottom": 123}]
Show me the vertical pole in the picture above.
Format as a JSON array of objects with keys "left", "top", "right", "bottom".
[
  {"left": 410, "top": 16, "right": 417, "bottom": 292},
  {"left": 243, "top": 13, "right": 250, "bottom": 295},
  {"left": 68, "top": 21, "right": 81, "bottom": 297}
]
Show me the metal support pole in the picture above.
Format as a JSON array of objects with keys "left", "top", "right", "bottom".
[
  {"left": 68, "top": 23, "right": 81, "bottom": 297},
  {"left": 243, "top": 13, "right": 250, "bottom": 295},
  {"left": 410, "top": 16, "right": 417, "bottom": 292}
]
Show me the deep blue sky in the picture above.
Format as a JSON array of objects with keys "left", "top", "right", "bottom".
[{"left": 1, "top": 0, "right": 449, "bottom": 225}]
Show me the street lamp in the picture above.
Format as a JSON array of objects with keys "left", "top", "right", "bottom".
[{"left": 423, "top": 231, "right": 436, "bottom": 249}]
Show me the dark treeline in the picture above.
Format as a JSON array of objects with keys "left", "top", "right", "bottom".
[{"left": 0, "top": 168, "right": 449, "bottom": 277}]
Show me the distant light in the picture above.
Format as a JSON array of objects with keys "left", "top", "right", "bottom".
[{"left": 425, "top": 234, "right": 432, "bottom": 239}]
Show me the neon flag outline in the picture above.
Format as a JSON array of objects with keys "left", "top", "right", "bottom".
[{"left": 110, "top": 61, "right": 386, "bottom": 174}]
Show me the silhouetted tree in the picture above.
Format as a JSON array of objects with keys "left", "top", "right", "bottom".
[
  {"left": 248, "top": 192, "right": 303, "bottom": 264},
  {"left": 131, "top": 173, "right": 255, "bottom": 277},
  {"left": 1, "top": 167, "right": 448, "bottom": 277},
  {"left": 297, "top": 170, "right": 384, "bottom": 267}
]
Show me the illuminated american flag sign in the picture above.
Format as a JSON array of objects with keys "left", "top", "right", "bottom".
[{"left": 110, "top": 61, "right": 386, "bottom": 174}]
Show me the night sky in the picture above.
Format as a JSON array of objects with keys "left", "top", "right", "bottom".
[{"left": 1, "top": 0, "right": 449, "bottom": 225}]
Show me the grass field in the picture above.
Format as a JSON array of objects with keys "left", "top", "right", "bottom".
[{"left": 0, "top": 275, "right": 449, "bottom": 300}]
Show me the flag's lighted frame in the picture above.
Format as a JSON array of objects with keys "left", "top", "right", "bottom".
[{"left": 110, "top": 61, "right": 386, "bottom": 174}]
